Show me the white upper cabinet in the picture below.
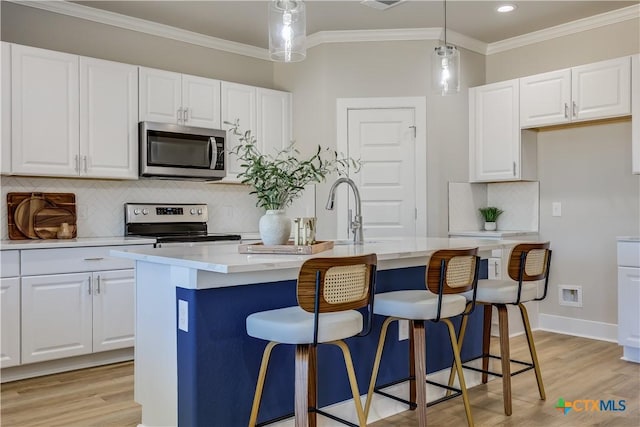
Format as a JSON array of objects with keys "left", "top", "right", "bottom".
[
  {"left": 631, "top": 54, "right": 639, "bottom": 175},
  {"left": 80, "top": 57, "right": 138, "bottom": 179},
  {"left": 470, "top": 79, "right": 523, "bottom": 182},
  {"left": 139, "top": 67, "right": 221, "bottom": 129},
  {"left": 520, "top": 56, "right": 631, "bottom": 128},
  {"left": 1, "top": 42, "right": 11, "bottom": 175},
  {"left": 11, "top": 44, "right": 80, "bottom": 176},
  {"left": 10, "top": 44, "right": 138, "bottom": 179},
  {"left": 221, "top": 82, "right": 291, "bottom": 182}
]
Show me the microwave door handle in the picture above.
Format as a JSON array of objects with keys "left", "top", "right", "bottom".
[{"left": 208, "top": 137, "right": 217, "bottom": 169}]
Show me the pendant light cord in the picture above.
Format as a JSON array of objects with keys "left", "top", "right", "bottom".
[{"left": 444, "top": 0, "right": 447, "bottom": 45}]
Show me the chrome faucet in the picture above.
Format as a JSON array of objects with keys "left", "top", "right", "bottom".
[{"left": 325, "top": 177, "right": 364, "bottom": 244}]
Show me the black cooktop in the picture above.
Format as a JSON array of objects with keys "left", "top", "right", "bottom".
[{"left": 154, "top": 233, "right": 241, "bottom": 244}]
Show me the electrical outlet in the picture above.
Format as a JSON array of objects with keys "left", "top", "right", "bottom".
[
  {"left": 552, "top": 202, "right": 562, "bottom": 217},
  {"left": 178, "top": 299, "right": 189, "bottom": 332},
  {"left": 398, "top": 319, "right": 409, "bottom": 341}
]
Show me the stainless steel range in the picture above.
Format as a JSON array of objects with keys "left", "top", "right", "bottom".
[{"left": 125, "top": 203, "right": 241, "bottom": 248}]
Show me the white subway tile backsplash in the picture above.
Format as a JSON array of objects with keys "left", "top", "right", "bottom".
[{"left": 0, "top": 176, "right": 266, "bottom": 240}]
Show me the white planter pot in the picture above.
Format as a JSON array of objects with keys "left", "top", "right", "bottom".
[
  {"left": 484, "top": 221, "right": 497, "bottom": 231},
  {"left": 259, "top": 210, "right": 291, "bottom": 245}
]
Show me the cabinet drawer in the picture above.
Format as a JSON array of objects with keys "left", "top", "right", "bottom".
[
  {"left": 618, "top": 241, "right": 640, "bottom": 268},
  {"left": 0, "top": 250, "right": 20, "bottom": 277},
  {"left": 21, "top": 245, "right": 148, "bottom": 276}
]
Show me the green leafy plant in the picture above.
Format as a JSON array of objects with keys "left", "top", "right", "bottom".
[
  {"left": 478, "top": 207, "right": 504, "bottom": 222},
  {"left": 227, "top": 119, "right": 360, "bottom": 210}
]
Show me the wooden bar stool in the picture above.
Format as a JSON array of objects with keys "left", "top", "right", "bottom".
[
  {"left": 364, "top": 248, "right": 480, "bottom": 427},
  {"left": 246, "top": 254, "right": 377, "bottom": 427},
  {"left": 451, "top": 242, "right": 552, "bottom": 416}
]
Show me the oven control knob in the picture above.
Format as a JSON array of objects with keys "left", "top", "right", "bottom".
[
  {"left": 190, "top": 208, "right": 196, "bottom": 215},
  {"left": 142, "top": 208, "right": 149, "bottom": 215},
  {"left": 134, "top": 209, "right": 141, "bottom": 215},
  {"left": 197, "top": 208, "right": 203, "bottom": 215}
]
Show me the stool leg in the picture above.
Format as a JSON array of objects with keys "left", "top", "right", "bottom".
[
  {"left": 364, "top": 316, "right": 396, "bottom": 418},
  {"left": 409, "top": 321, "right": 416, "bottom": 408},
  {"left": 333, "top": 340, "right": 368, "bottom": 427},
  {"left": 519, "top": 302, "right": 546, "bottom": 401},
  {"left": 412, "top": 320, "right": 428, "bottom": 427},
  {"left": 446, "top": 306, "right": 470, "bottom": 394},
  {"left": 482, "top": 304, "right": 492, "bottom": 384},
  {"left": 248, "top": 341, "right": 278, "bottom": 427},
  {"left": 443, "top": 318, "right": 474, "bottom": 427},
  {"left": 496, "top": 304, "right": 512, "bottom": 416},
  {"left": 308, "top": 345, "right": 318, "bottom": 427},
  {"left": 295, "top": 344, "right": 310, "bottom": 427}
]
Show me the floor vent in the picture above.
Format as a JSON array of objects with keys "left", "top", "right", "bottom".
[{"left": 360, "top": 0, "right": 406, "bottom": 11}]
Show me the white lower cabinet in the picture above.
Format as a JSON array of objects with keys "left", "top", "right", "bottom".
[
  {"left": 21, "top": 269, "right": 135, "bottom": 364},
  {"left": 1, "top": 278, "right": 21, "bottom": 368}
]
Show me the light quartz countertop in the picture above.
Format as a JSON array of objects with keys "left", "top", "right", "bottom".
[
  {"left": 448, "top": 230, "right": 538, "bottom": 238},
  {"left": 0, "top": 236, "right": 156, "bottom": 250},
  {"left": 111, "top": 237, "right": 521, "bottom": 277},
  {"left": 617, "top": 236, "right": 640, "bottom": 242}
]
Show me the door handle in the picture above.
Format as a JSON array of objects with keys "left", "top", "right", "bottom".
[
  {"left": 75, "top": 154, "right": 80, "bottom": 172},
  {"left": 82, "top": 155, "right": 88, "bottom": 173},
  {"left": 564, "top": 103, "right": 568, "bottom": 118},
  {"left": 177, "top": 108, "right": 183, "bottom": 124},
  {"left": 184, "top": 107, "right": 190, "bottom": 122},
  {"left": 88, "top": 276, "right": 92, "bottom": 295},
  {"left": 572, "top": 101, "right": 577, "bottom": 117},
  {"left": 96, "top": 275, "right": 101, "bottom": 294}
]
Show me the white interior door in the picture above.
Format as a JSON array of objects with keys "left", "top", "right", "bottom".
[{"left": 339, "top": 107, "right": 417, "bottom": 239}]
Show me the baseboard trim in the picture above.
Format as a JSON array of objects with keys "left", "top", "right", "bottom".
[
  {"left": 538, "top": 313, "right": 618, "bottom": 343},
  {"left": 0, "top": 348, "right": 134, "bottom": 383}
]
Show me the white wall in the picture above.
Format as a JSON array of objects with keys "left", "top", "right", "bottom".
[{"left": 486, "top": 18, "right": 640, "bottom": 330}]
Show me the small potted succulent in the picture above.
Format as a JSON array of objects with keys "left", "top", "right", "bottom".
[{"left": 478, "top": 207, "right": 504, "bottom": 231}]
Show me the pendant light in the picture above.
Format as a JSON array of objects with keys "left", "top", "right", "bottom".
[
  {"left": 432, "top": 0, "right": 460, "bottom": 95},
  {"left": 268, "top": 0, "right": 306, "bottom": 62}
]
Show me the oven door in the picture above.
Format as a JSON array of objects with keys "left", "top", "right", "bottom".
[{"left": 139, "top": 121, "right": 226, "bottom": 180}]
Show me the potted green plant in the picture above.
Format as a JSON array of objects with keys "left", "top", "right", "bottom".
[
  {"left": 478, "top": 207, "right": 504, "bottom": 231},
  {"left": 227, "top": 120, "right": 359, "bottom": 245}
]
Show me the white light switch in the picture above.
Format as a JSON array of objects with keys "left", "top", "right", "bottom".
[
  {"left": 552, "top": 202, "right": 562, "bottom": 217},
  {"left": 178, "top": 299, "right": 189, "bottom": 332}
]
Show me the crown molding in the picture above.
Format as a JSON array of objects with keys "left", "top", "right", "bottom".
[
  {"left": 307, "top": 28, "right": 487, "bottom": 55},
  {"left": 487, "top": 4, "right": 640, "bottom": 55},
  {"left": 8, "top": 0, "right": 639, "bottom": 59},
  {"left": 8, "top": 0, "right": 270, "bottom": 61}
]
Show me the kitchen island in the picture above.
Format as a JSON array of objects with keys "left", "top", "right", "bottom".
[{"left": 111, "top": 237, "right": 523, "bottom": 427}]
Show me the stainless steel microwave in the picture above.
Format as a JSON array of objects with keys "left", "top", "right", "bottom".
[{"left": 139, "top": 121, "right": 226, "bottom": 181}]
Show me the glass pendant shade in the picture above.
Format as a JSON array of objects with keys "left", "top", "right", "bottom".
[
  {"left": 268, "top": 0, "right": 306, "bottom": 62},
  {"left": 432, "top": 44, "right": 460, "bottom": 95}
]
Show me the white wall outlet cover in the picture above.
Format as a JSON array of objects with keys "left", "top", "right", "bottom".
[
  {"left": 552, "top": 202, "right": 562, "bottom": 217},
  {"left": 178, "top": 299, "right": 189, "bottom": 332}
]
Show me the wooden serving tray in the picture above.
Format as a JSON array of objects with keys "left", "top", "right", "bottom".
[
  {"left": 7, "top": 192, "right": 77, "bottom": 240},
  {"left": 238, "top": 240, "right": 334, "bottom": 255}
]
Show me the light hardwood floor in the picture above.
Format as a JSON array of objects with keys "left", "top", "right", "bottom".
[{"left": 1, "top": 331, "right": 638, "bottom": 426}]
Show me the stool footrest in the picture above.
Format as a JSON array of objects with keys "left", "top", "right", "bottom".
[
  {"left": 313, "top": 408, "right": 359, "bottom": 427},
  {"left": 373, "top": 376, "right": 464, "bottom": 410},
  {"left": 256, "top": 412, "right": 294, "bottom": 427},
  {"left": 461, "top": 354, "right": 535, "bottom": 378}
]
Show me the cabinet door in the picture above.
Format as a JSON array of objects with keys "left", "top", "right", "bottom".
[
  {"left": 11, "top": 44, "right": 79, "bottom": 176},
  {"left": 572, "top": 56, "right": 631, "bottom": 122},
  {"left": 469, "top": 79, "right": 520, "bottom": 182},
  {"left": 80, "top": 57, "right": 138, "bottom": 179},
  {"left": 618, "top": 267, "right": 640, "bottom": 350},
  {"left": 632, "top": 54, "right": 639, "bottom": 175},
  {"left": 1, "top": 42, "right": 11, "bottom": 175},
  {"left": 520, "top": 69, "right": 571, "bottom": 128},
  {"left": 1, "top": 277, "right": 20, "bottom": 368},
  {"left": 92, "top": 270, "right": 135, "bottom": 352},
  {"left": 139, "top": 67, "right": 182, "bottom": 124},
  {"left": 257, "top": 88, "right": 292, "bottom": 154},
  {"left": 21, "top": 273, "right": 92, "bottom": 364},
  {"left": 182, "top": 74, "right": 221, "bottom": 129},
  {"left": 221, "top": 81, "right": 256, "bottom": 181}
]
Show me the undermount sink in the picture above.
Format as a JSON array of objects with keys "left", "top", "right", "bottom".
[{"left": 332, "top": 239, "right": 380, "bottom": 245}]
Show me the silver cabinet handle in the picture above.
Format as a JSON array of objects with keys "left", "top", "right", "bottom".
[
  {"left": 572, "top": 101, "right": 577, "bottom": 117},
  {"left": 82, "top": 155, "right": 88, "bottom": 173},
  {"left": 75, "top": 154, "right": 80, "bottom": 172},
  {"left": 513, "top": 161, "right": 516, "bottom": 176},
  {"left": 88, "top": 275, "right": 92, "bottom": 295},
  {"left": 83, "top": 257, "right": 104, "bottom": 261},
  {"left": 96, "top": 275, "right": 101, "bottom": 294},
  {"left": 564, "top": 103, "right": 569, "bottom": 118},
  {"left": 494, "top": 261, "right": 499, "bottom": 277},
  {"left": 177, "top": 108, "right": 183, "bottom": 124},
  {"left": 184, "top": 107, "right": 190, "bottom": 122}
]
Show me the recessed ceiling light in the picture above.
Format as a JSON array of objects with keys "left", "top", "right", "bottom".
[{"left": 497, "top": 4, "right": 516, "bottom": 13}]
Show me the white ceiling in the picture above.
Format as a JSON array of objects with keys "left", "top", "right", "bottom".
[{"left": 72, "top": 1, "right": 638, "bottom": 49}]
